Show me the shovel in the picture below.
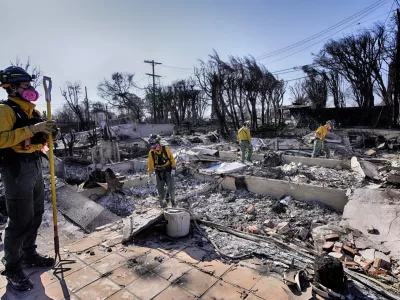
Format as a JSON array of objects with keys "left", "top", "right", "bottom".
[{"left": 43, "top": 76, "right": 75, "bottom": 273}]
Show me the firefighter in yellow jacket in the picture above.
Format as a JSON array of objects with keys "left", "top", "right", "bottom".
[
  {"left": 147, "top": 134, "right": 177, "bottom": 208},
  {"left": 312, "top": 120, "right": 333, "bottom": 158},
  {"left": 237, "top": 121, "right": 253, "bottom": 163},
  {"left": 0, "top": 66, "right": 57, "bottom": 291}
]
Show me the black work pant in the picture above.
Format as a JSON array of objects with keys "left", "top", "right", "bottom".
[{"left": 1, "top": 159, "right": 44, "bottom": 272}]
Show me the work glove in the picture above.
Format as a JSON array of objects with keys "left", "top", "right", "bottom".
[
  {"left": 45, "top": 127, "right": 61, "bottom": 141},
  {"left": 29, "top": 120, "right": 56, "bottom": 135},
  {"left": 171, "top": 169, "right": 176, "bottom": 177}
]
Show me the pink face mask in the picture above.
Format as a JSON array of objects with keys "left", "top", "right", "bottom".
[
  {"left": 20, "top": 86, "right": 39, "bottom": 101},
  {"left": 151, "top": 144, "right": 161, "bottom": 151}
]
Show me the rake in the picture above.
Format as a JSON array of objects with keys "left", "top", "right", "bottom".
[{"left": 43, "top": 76, "right": 75, "bottom": 273}]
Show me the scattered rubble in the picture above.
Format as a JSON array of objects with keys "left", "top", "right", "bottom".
[
  {"left": 183, "top": 184, "right": 342, "bottom": 246},
  {"left": 2, "top": 125, "right": 400, "bottom": 298},
  {"left": 251, "top": 161, "right": 365, "bottom": 189}
]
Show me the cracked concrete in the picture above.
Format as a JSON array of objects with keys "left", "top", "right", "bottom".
[{"left": 341, "top": 188, "right": 400, "bottom": 260}]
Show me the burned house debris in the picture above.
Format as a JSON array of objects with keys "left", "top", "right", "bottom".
[
  {"left": 2, "top": 5, "right": 400, "bottom": 297},
  {"left": 2, "top": 115, "right": 399, "bottom": 299}
]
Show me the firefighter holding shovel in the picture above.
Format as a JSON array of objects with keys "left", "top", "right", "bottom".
[{"left": 0, "top": 66, "right": 56, "bottom": 291}]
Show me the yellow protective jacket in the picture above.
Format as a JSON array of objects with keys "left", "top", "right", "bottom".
[
  {"left": 237, "top": 126, "right": 251, "bottom": 142},
  {"left": 0, "top": 96, "right": 42, "bottom": 153},
  {"left": 148, "top": 145, "right": 176, "bottom": 172},
  {"left": 315, "top": 125, "right": 328, "bottom": 140}
]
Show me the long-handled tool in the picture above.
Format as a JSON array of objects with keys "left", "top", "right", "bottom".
[{"left": 43, "top": 76, "right": 75, "bottom": 273}]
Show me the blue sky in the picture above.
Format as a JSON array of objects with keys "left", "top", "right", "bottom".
[{"left": 0, "top": 0, "right": 394, "bottom": 113}]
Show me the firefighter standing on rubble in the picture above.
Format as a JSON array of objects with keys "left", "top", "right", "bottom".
[
  {"left": 147, "top": 134, "right": 177, "bottom": 208},
  {"left": 237, "top": 120, "right": 253, "bottom": 163},
  {"left": 0, "top": 66, "right": 57, "bottom": 291},
  {"left": 312, "top": 120, "right": 333, "bottom": 158}
]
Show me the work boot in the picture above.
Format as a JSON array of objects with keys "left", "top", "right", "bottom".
[
  {"left": 159, "top": 199, "right": 168, "bottom": 208},
  {"left": 171, "top": 199, "right": 177, "bottom": 208},
  {"left": 2, "top": 269, "right": 34, "bottom": 291},
  {"left": 22, "top": 253, "right": 55, "bottom": 268}
]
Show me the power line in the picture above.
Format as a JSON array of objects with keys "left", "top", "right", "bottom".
[
  {"left": 160, "top": 68, "right": 193, "bottom": 75},
  {"left": 256, "top": 0, "right": 388, "bottom": 61},
  {"left": 282, "top": 76, "right": 308, "bottom": 83},
  {"left": 355, "top": 9, "right": 396, "bottom": 25},
  {"left": 137, "top": 6, "right": 392, "bottom": 76},
  {"left": 160, "top": 64, "right": 193, "bottom": 70},
  {"left": 272, "top": 69, "right": 303, "bottom": 75},
  {"left": 257, "top": 0, "right": 387, "bottom": 60},
  {"left": 266, "top": 4, "right": 389, "bottom": 64},
  {"left": 271, "top": 63, "right": 319, "bottom": 75},
  {"left": 384, "top": 0, "right": 396, "bottom": 25}
]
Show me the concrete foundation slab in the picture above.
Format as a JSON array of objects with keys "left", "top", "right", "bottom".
[
  {"left": 341, "top": 188, "right": 400, "bottom": 260},
  {"left": 191, "top": 170, "right": 347, "bottom": 212},
  {"left": 243, "top": 176, "right": 347, "bottom": 212},
  {"left": 351, "top": 157, "right": 380, "bottom": 180},
  {"left": 56, "top": 185, "right": 120, "bottom": 232},
  {"left": 218, "top": 150, "right": 349, "bottom": 170},
  {"left": 281, "top": 155, "right": 347, "bottom": 169}
]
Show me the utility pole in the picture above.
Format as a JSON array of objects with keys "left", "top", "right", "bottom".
[
  {"left": 394, "top": 9, "right": 400, "bottom": 127},
  {"left": 74, "top": 88, "right": 80, "bottom": 132},
  {"left": 144, "top": 60, "right": 162, "bottom": 123},
  {"left": 85, "top": 86, "right": 90, "bottom": 130}
]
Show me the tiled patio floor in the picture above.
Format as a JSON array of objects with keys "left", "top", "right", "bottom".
[{"left": 0, "top": 227, "right": 312, "bottom": 300}]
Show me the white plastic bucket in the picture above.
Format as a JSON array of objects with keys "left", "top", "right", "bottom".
[{"left": 164, "top": 209, "right": 190, "bottom": 238}]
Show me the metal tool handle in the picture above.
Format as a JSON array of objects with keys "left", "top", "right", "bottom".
[{"left": 43, "top": 76, "right": 52, "bottom": 102}]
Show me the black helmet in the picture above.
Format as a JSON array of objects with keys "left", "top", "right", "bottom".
[
  {"left": 149, "top": 134, "right": 161, "bottom": 145},
  {"left": 0, "top": 66, "right": 36, "bottom": 86}
]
